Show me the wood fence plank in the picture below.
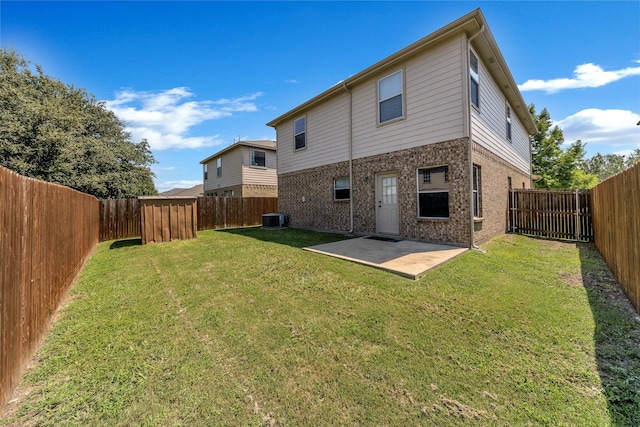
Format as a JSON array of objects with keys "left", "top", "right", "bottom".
[{"left": 0, "top": 166, "right": 98, "bottom": 409}]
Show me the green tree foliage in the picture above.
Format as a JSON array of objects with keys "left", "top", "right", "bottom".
[
  {"left": 582, "top": 149, "right": 640, "bottom": 181},
  {"left": 530, "top": 104, "right": 598, "bottom": 189},
  {"left": 0, "top": 49, "right": 157, "bottom": 198}
]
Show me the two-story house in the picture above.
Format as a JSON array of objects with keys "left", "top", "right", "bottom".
[
  {"left": 266, "top": 9, "right": 536, "bottom": 247},
  {"left": 200, "top": 140, "right": 277, "bottom": 197}
]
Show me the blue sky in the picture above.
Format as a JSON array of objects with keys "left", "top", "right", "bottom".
[{"left": 2, "top": 1, "right": 639, "bottom": 192}]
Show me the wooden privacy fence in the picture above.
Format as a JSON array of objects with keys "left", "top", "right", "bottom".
[
  {"left": 197, "top": 197, "right": 278, "bottom": 231},
  {"left": 99, "top": 198, "right": 140, "bottom": 241},
  {"left": 0, "top": 166, "right": 99, "bottom": 410},
  {"left": 139, "top": 197, "right": 198, "bottom": 244},
  {"left": 591, "top": 162, "right": 640, "bottom": 313},
  {"left": 508, "top": 189, "right": 593, "bottom": 242},
  {"left": 98, "top": 196, "right": 278, "bottom": 242}
]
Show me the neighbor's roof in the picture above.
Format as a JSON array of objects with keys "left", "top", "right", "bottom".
[
  {"left": 266, "top": 8, "right": 536, "bottom": 136},
  {"left": 158, "top": 184, "right": 204, "bottom": 197},
  {"left": 199, "top": 140, "right": 276, "bottom": 164}
]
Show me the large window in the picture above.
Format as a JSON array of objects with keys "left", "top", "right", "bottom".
[
  {"left": 334, "top": 177, "right": 350, "bottom": 200},
  {"left": 216, "top": 158, "right": 222, "bottom": 177},
  {"left": 470, "top": 50, "right": 480, "bottom": 109},
  {"left": 417, "top": 166, "right": 449, "bottom": 218},
  {"left": 294, "top": 116, "right": 306, "bottom": 150},
  {"left": 473, "top": 165, "right": 480, "bottom": 217},
  {"left": 251, "top": 150, "right": 266, "bottom": 167},
  {"left": 203, "top": 164, "right": 208, "bottom": 180},
  {"left": 378, "top": 70, "right": 403, "bottom": 123}
]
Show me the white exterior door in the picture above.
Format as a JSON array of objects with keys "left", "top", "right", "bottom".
[{"left": 376, "top": 172, "right": 399, "bottom": 235}]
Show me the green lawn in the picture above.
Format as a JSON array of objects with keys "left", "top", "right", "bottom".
[{"left": 3, "top": 228, "right": 639, "bottom": 426}]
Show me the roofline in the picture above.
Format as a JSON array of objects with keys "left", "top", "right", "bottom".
[
  {"left": 199, "top": 140, "right": 276, "bottom": 164},
  {"left": 266, "top": 8, "right": 536, "bottom": 135}
]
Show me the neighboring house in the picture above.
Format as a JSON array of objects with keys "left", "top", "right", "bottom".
[
  {"left": 266, "top": 9, "right": 537, "bottom": 247},
  {"left": 159, "top": 184, "right": 204, "bottom": 197},
  {"left": 200, "top": 140, "right": 277, "bottom": 197}
]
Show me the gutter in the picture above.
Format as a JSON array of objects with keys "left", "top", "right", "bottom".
[
  {"left": 342, "top": 82, "right": 354, "bottom": 233},
  {"left": 466, "top": 24, "right": 485, "bottom": 251}
]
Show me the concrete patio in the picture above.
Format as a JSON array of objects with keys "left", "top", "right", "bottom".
[{"left": 304, "top": 236, "right": 468, "bottom": 279}]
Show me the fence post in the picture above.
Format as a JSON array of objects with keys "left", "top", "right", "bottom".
[
  {"left": 575, "top": 189, "right": 580, "bottom": 241},
  {"left": 509, "top": 188, "right": 516, "bottom": 233}
]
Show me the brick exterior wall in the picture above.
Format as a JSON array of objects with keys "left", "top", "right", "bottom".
[
  {"left": 204, "top": 184, "right": 277, "bottom": 197},
  {"left": 278, "top": 162, "right": 351, "bottom": 232},
  {"left": 242, "top": 184, "right": 278, "bottom": 197},
  {"left": 278, "top": 138, "right": 531, "bottom": 246},
  {"left": 471, "top": 143, "right": 531, "bottom": 244}
]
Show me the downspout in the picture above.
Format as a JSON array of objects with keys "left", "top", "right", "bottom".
[
  {"left": 342, "top": 81, "right": 354, "bottom": 233},
  {"left": 466, "top": 24, "right": 485, "bottom": 250}
]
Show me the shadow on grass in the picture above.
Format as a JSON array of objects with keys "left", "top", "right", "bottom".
[
  {"left": 217, "top": 226, "right": 353, "bottom": 249},
  {"left": 109, "top": 238, "right": 142, "bottom": 250},
  {"left": 578, "top": 243, "right": 640, "bottom": 426}
]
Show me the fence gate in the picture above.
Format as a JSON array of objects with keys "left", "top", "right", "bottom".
[{"left": 508, "top": 189, "right": 593, "bottom": 242}]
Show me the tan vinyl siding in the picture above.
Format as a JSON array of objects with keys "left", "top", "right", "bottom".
[
  {"left": 203, "top": 146, "right": 243, "bottom": 193},
  {"left": 470, "top": 51, "right": 530, "bottom": 174},
  {"left": 277, "top": 93, "right": 350, "bottom": 175},
  {"left": 353, "top": 36, "right": 465, "bottom": 159},
  {"left": 241, "top": 146, "right": 278, "bottom": 186},
  {"left": 277, "top": 36, "right": 465, "bottom": 174}
]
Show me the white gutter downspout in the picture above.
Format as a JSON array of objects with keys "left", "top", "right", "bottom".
[
  {"left": 466, "top": 24, "right": 485, "bottom": 250},
  {"left": 342, "top": 82, "right": 354, "bottom": 233}
]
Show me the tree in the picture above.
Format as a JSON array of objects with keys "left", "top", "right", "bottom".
[
  {"left": 582, "top": 149, "right": 640, "bottom": 181},
  {"left": 0, "top": 49, "right": 157, "bottom": 198},
  {"left": 529, "top": 104, "right": 598, "bottom": 189}
]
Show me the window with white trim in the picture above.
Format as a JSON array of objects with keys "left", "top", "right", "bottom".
[
  {"left": 378, "top": 70, "right": 403, "bottom": 123},
  {"left": 251, "top": 150, "right": 266, "bottom": 167},
  {"left": 473, "top": 165, "right": 480, "bottom": 217},
  {"left": 216, "top": 158, "right": 222, "bottom": 177},
  {"left": 203, "top": 164, "right": 208, "bottom": 180},
  {"left": 334, "top": 177, "right": 350, "bottom": 200},
  {"left": 506, "top": 105, "right": 512, "bottom": 141},
  {"left": 417, "top": 166, "right": 449, "bottom": 218},
  {"left": 294, "top": 116, "right": 306, "bottom": 150},
  {"left": 470, "top": 50, "right": 480, "bottom": 109}
]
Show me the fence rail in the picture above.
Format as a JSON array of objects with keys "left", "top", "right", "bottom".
[
  {"left": 0, "top": 166, "right": 99, "bottom": 409},
  {"left": 99, "top": 196, "right": 278, "bottom": 242},
  {"left": 591, "top": 162, "right": 640, "bottom": 313},
  {"left": 508, "top": 189, "right": 593, "bottom": 242}
]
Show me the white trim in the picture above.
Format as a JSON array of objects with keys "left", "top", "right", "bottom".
[
  {"left": 377, "top": 69, "right": 405, "bottom": 125},
  {"left": 294, "top": 116, "right": 307, "bottom": 151}
]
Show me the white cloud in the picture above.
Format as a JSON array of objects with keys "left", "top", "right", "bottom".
[
  {"left": 155, "top": 180, "right": 202, "bottom": 193},
  {"left": 285, "top": 79, "right": 298, "bottom": 84},
  {"left": 519, "top": 61, "right": 640, "bottom": 93},
  {"left": 555, "top": 109, "right": 640, "bottom": 150},
  {"left": 104, "top": 88, "right": 264, "bottom": 150}
]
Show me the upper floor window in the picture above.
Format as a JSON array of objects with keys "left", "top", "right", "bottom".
[
  {"left": 470, "top": 50, "right": 480, "bottom": 109},
  {"left": 216, "top": 158, "right": 222, "bottom": 177},
  {"left": 378, "top": 70, "right": 404, "bottom": 123},
  {"left": 334, "top": 177, "right": 350, "bottom": 200},
  {"left": 203, "top": 164, "right": 208, "bottom": 180},
  {"left": 251, "top": 150, "right": 266, "bottom": 167},
  {"left": 506, "top": 105, "right": 512, "bottom": 141},
  {"left": 294, "top": 116, "right": 306, "bottom": 150}
]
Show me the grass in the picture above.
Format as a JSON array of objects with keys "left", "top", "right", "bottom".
[{"left": 2, "top": 228, "right": 639, "bottom": 426}]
